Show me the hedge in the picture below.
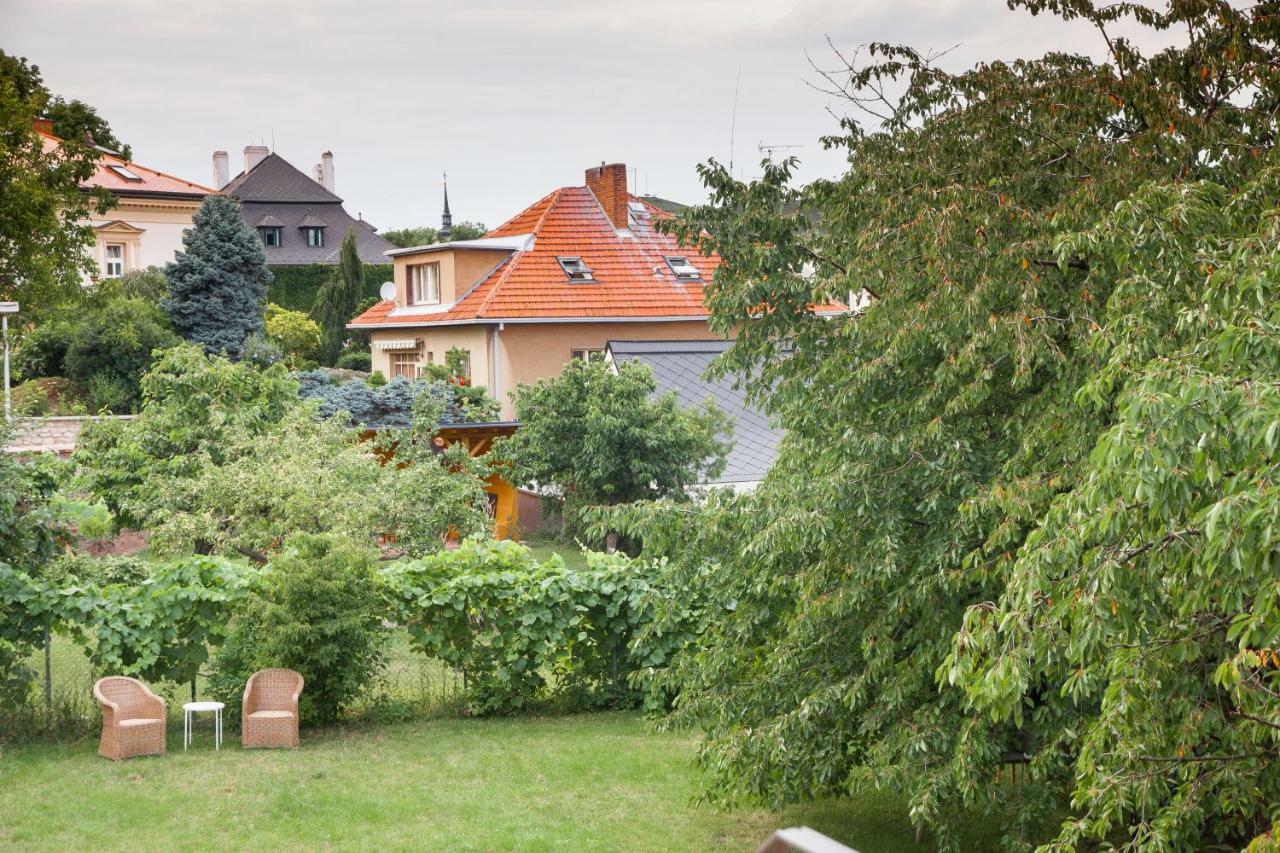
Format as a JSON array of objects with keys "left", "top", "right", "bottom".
[{"left": 267, "top": 264, "right": 394, "bottom": 313}]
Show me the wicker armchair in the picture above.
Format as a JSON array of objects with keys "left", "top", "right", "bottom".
[
  {"left": 94, "top": 676, "right": 166, "bottom": 760},
  {"left": 242, "top": 668, "right": 303, "bottom": 749}
]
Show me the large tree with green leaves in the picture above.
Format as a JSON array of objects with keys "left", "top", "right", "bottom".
[
  {"left": 162, "top": 195, "right": 271, "bottom": 359},
  {"left": 0, "top": 51, "right": 110, "bottom": 308},
  {"left": 595, "top": 2, "right": 1280, "bottom": 849},
  {"left": 499, "top": 358, "right": 728, "bottom": 547}
]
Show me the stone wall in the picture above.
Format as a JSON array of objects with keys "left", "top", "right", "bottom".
[{"left": 4, "top": 415, "right": 135, "bottom": 457}]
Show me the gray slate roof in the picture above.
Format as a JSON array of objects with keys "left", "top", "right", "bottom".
[
  {"left": 607, "top": 339, "right": 781, "bottom": 485},
  {"left": 222, "top": 153, "right": 395, "bottom": 265}
]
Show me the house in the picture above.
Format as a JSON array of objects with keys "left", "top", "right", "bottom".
[
  {"left": 213, "top": 146, "right": 395, "bottom": 266},
  {"left": 348, "top": 162, "right": 728, "bottom": 418},
  {"left": 605, "top": 339, "right": 782, "bottom": 490},
  {"left": 35, "top": 119, "right": 215, "bottom": 285}
]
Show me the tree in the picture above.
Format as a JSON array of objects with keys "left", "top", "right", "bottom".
[
  {"left": 498, "top": 359, "right": 728, "bottom": 548},
  {"left": 162, "top": 195, "right": 271, "bottom": 359},
  {"left": 44, "top": 97, "right": 131, "bottom": 160},
  {"left": 263, "top": 303, "right": 321, "bottom": 367},
  {"left": 0, "top": 51, "right": 110, "bottom": 308},
  {"left": 599, "top": 3, "right": 1280, "bottom": 848},
  {"left": 381, "top": 221, "right": 487, "bottom": 248},
  {"left": 311, "top": 228, "right": 363, "bottom": 365},
  {"left": 62, "top": 297, "right": 179, "bottom": 412}
]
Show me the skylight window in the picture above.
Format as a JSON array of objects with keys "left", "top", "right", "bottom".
[
  {"left": 107, "top": 164, "right": 143, "bottom": 182},
  {"left": 557, "top": 256, "right": 595, "bottom": 282},
  {"left": 664, "top": 256, "right": 701, "bottom": 281}
]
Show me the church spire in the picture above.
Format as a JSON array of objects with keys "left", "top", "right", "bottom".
[{"left": 440, "top": 172, "right": 453, "bottom": 241}]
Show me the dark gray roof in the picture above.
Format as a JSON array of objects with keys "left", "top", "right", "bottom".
[
  {"left": 607, "top": 339, "right": 781, "bottom": 485},
  {"left": 222, "top": 154, "right": 395, "bottom": 265},
  {"left": 222, "top": 153, "right": 340, "bottom": 203}
]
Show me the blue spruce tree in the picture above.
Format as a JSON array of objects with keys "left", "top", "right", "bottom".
[{"left": 163, "top": 195, "right": 271, "bottom": 358}]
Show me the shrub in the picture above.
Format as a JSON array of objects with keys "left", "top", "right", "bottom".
[
  {"left": 210, "top": 534, "right": 390, "bottom": 724},
  {"left": 295, "top": 370, "right": 499, "bottom": 428},
  {"left": 383, "top": 540, "right": 673, "bottom": 715},
  {"left": 241, "top": 332, "right": 283, "bottom": 367},
  {"left": 367, "top": 370, "right": 386, "bottom": 387},
  {"left": 335, "top": 350, "right": 371, "bottom": 371},
  {"left": 62, "top": 297, "right": 180, "bottom": 411},
  {"left": 92, "top": 266, "right": 168, "bottom": 303},
  {"left": 13, "top": 320, "right": 75, "bottom": 380},
  {"left": 264, "top": 303, "right": 321, "bottom": 366}
]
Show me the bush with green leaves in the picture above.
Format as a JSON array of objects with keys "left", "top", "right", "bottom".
[
  {"left": 334, "top": 350, "right": 371, "bottom": 371},
  {"left": 295, "top": 369, "right": 499, "bottom": 428},
  {"left": 264, "top": 303, "right": 321, "bottom": 366},
  {"left": 12, "top": 319, "right": 74, "bottom": 381},
  {"left": 210, "top": 534, "right": 389, "bottom": 724},
  {"left": 75, "top": 345, "right": 490, "bottom": 557},
  {"left": 382, "top": 539, "right": 678, "bottom": 715}
]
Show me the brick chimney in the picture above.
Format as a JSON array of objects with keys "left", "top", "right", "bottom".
[
  {"left": 585, "top": 162, "right": 629, "bottom": 230},
  {"left": 212, "top": 150, "right": 229, "bottom": 188},
  {"left": 244, "top": 144, "right": 269, "bottom": 173}
]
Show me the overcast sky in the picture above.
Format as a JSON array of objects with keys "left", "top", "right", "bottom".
[{"left": 3, "top": 1, "right": 1171, "bottom": 231}]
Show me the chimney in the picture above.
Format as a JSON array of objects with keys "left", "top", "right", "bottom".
[
  {"left": 244, "top": 144, "right": 269, "bottom": 173},
  {"left": 212, "top": 150, "right": 229, "bottom": 188},
  {"left": 312, "top": 163, "right": 324, "bottom": 183},
  {"left": 319, "top": 151, "right": 335, "bottom": 193},
  {"left": 585, "top": 162, "right": 629, "bottom": 230},
  {"left": 33, "top": 117, "right": 53, "bottom": 136}
]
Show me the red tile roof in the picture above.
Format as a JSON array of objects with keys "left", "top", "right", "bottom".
[
  {"left": 39, "top": 130, "right": 217, "bottom": 199},
  {"left": 350, "top": 185, "right": 722, "bottom": 326}
]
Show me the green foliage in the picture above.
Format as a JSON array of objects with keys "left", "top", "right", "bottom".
[
  {"left": 498, "top": 359, "right": 729, "bottom": 540},
  {"left": 263, "top": 303, "right": 321, "bottom": 367},
  {"left": 44, "top": 96, "right": 131, "bottom": 160},
  {"left": 334, "top": 350, "right": 371, "bottom": 371},
  {"left": 0, "top": 50, "right": 110, "bottom": 307},
  {"left": 382, "top": 539, "right": 674, "bottom": 715},
  {"left": 162, "top": 195, "right": 271, "bottom": 359},
  {"left": 62, "top": 296, "right": 179, "bottom": 411},
  {"left": 211, "top": 534, "right": 389, "bottom": 724},
  {"left": 381, "top": 222, "right": 487, "bottom": 248},
  {"left": 74, "top": 345, "right": 489, "bottom": 557},
  {"left": 265, "top": 263, "right": 392, "bottom": 313},
  {"left": 13, "top": 320, "right": 74, "bottom": 381},
  {"left": 92, "top": 266, "right": 168, "bottom": 303},
  {"left": 368, "top": 370, "right": 386, "bottom": 387},
  {"left": 311, "top": 228, "right": 365, "bottom": 366},
  {"left": 627, "top": 3, "right": 1280, "bottom": 849}
]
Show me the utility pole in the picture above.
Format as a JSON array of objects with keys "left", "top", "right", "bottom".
[{"left": 1, "top": 301, "right": 18, "bottom": 424}]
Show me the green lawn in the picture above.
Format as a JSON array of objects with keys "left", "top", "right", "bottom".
[{"left": 0, "top": 712, "right": 1008, "bottom": 852}]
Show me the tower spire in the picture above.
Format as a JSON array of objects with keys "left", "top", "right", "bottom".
[{"left": 440, "top": 172, "right": 452, "bottom": 241}]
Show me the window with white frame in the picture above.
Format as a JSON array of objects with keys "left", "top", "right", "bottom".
[
  {"left": 409, "top": 262, "right": 441, "bottom": 305},
  {"left": 664, "top": 255, "right": 701, "bottom": 280},
  {"left": 557, "top": 256, "right": 595, "bottom": 282},
  {"left": 260, "top": 227, "right": 282, "bottom": 247},
  {"left": 304, "top": 226, "right": 325, "bottom": 247},
  {"left": 389, "top": 351, "right": 420, "bottom": 379},
  {"left": 104, "top": 244, "right": 124, "bottom": 278}
]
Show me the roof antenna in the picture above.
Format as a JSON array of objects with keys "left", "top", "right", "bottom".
[
  {"left": 271, "top": 128, "right": 275, "bottom": 152},
  {"left": 729, "top": 66, "right": 742, "bottom": 178}
]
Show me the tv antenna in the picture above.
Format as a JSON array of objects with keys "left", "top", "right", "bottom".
[
  {"left": 729, "top": 67, "right": 742, "bottom": 176},
  {"left": 758, "top": 141, "right": 804, "bottom": 161}
]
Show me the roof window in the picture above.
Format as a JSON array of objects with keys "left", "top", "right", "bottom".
[
  {"left": 557, "top": 256, "right": 595, "bottom": 282},
  {"left": 107, "top": 164, "right": 143, "bottom": 182},
  {"left": 664, "top": 256, "right": 701, "bottom": 281}
]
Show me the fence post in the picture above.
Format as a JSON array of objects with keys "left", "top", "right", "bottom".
[{"left": 43, "top": 627, "right": 52, "bottom": 709}]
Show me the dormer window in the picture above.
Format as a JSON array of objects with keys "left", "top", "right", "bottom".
[
  {"left": 664, "top": 256, "right": 701, "bottom": 281},
  {"left": 107, "top": 164, "right": 143, "bottom": 182},
  {"left": 260, "top": 227, "right": 282, "bottom": 247},
  {"left": 409, "top": 262, "right": 441, "bottom": 305},
  {"left": 304, "top": 226, "right": 325, "bottom": 247},
  {"left": 557, "top": 256, "right": 595, "bottom": 282}
]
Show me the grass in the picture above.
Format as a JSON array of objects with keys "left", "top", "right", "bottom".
[
  {"left": 524, "top": 537, "right": 590, "bottom": 572},
  {"left": 0, "top": 712, "right": 1008, "bottom": 852}
]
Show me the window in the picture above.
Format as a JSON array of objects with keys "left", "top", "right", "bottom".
[
  {"left": 557, "top": 256, "right": 595, "bottom": 282},
  {"left": 389, "top": 351, "right": 420, "bottom": 379},
  {"left": 304, "top": 227, "right": 325, "bottom": 247},
  {"left": 664, "top": 255, "right": 701, "bottom": 281},
  {"left": 106, "top": 164, "right": 143, "bottom": 182},
  {"left": 571, "top": 348, "right": 605, "bottom": 362},
  {"left": 104, "top": 244, "right": 124, "bottom": 278},
  {"left": 260, "top": 227, "right": 281, "bottom": 247},
  {"left": 409, "top": 263, "right": 441, "bottom": 305}
]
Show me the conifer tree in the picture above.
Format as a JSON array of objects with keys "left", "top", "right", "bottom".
[
  {"left": 312, "top": 228, "right": 363, "bottom": 365},
  {"left": 162, "top": 195, "right": 270, "bottom": 359}
]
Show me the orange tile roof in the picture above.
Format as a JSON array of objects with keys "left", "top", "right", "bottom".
[
  {"left": 350, "top": 185, "right": 722, "bottom": 326},
  {"left": 39, "top": 130, "right": 217, "bottom": 199}
]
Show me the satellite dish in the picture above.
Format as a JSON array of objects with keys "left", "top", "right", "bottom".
[{"left": 379, "top": 282, "right": 395, "bottom": 301}]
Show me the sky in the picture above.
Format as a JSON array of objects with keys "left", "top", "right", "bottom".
[{"left": 2, "top": 1, "right": 1174, "bottom": 232}]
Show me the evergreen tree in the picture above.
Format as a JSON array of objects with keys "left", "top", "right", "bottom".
[
  {"left": 162, "top": 195, "right": 270, "bottom": 359},
  {"left": 312, "top": 228, "right": 363, "bottom": 365}
]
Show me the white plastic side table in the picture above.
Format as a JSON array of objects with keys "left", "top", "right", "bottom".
[{"left": 183, "top": 701, "right": 225, "bottom": 750}]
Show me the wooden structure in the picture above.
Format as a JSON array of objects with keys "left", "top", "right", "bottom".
[{"left": 435, "top": 422, "right": 521, "bottom": 540}]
